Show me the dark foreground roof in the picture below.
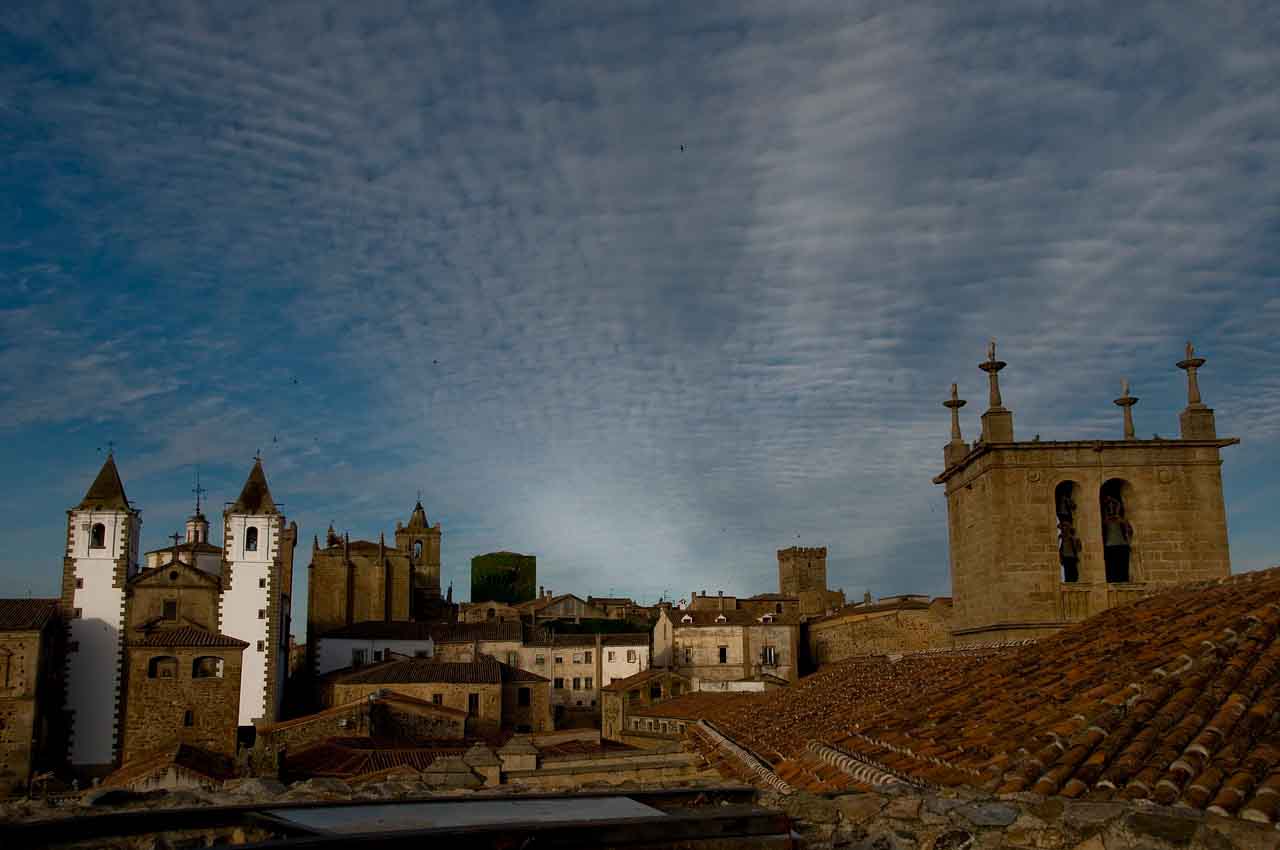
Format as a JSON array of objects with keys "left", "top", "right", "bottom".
[{"left": 0, "top": 598, "right": 58, "bottom": 632}]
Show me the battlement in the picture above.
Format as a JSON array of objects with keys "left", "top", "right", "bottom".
[{"left": 778, "top": 546, "right": 827, "bottom": 559}]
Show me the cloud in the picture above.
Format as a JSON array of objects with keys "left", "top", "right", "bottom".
[{"left": 1, "top": 1, "right": 1277, "bottom": 616}]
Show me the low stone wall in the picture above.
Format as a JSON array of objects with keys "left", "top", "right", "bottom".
[
  {"left": 766, "top": 787, "right": 1278, "bottom": 850},
  {"left": 506, "top": 748, "right": 715, "bottom": 791}
]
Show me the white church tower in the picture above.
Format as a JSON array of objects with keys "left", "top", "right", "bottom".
[
  {"left": 219, "top": 458, "right": 296, "bottom": 727},
  {"left": 60, "top": 453, "right": 140, "bottom": 772}
]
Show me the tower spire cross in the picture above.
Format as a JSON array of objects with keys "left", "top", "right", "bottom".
[{"left": 192, "top": 468, "right": 206, "bottom": 515}]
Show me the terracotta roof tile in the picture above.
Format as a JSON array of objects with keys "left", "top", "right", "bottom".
[
  {"left": 0, "top": 598, "right": 58, "bottom": 631},
  {"left": 129, "top": 626, "right": 248, "bottom": 648}
]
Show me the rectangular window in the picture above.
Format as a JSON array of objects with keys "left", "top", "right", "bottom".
[
  {"left": 554, "top": 655, "right": 563, "bottom": 664},
  {"left": 762, "top": 646, "right": 777, "bottom": 666},
  {"left": 626, "top": 650, "right": 636, "bottom": 663},
  {"left": 535, "top": 654, "right": 546, "bottom": 665},
  {"left": 75, "top": 577, "right": 84, "bottom": 589},
  {"left": 468, "top": 693, "right": 480, "bottom": 715},
  {"left": 584, "top": 651, "right": 592, "bottom": 663},
  {"left": 352, "top": 649, "right": 367, "bottom": 667},
  {"left": 373, "top": 650, "right": 383, "bottom": 662},
  {"left": 162, "top": 600, "right": 178, "bottom": 620},
  {"left": 572, "top": 652, "right": 583, "bottom": 664},
  {"left": 258, "top": 578, "right": 267, "bottom": 588},
  {"left": 572, "top": 677, "right": 581, "bottom": 690},
  {"left": 554, "top": 677, "right": 565, "bottom": 689},
  {"left": 684, "top": 647, "right": 693, "bottom": 664},
  {"left": 718, "top": 646, "right": 728, "bottom": 664},
  {"left": 518, "top": 687, "right": 531, "bottom": 707},
  {"left": 73, "top": 607, "right": 82, "bottom": 619},
  {"left": 183, "top": 710, "right": 194, "bottom": 727},
  {"left": 256, "top": 640, "right": 265, "bottom": 652},
  {"left": 584, "top": 677, "right": 593, "bottom": 690},
  {"left": 68, "top": 641, "right": 80, "bottom": 652},
  {"left": 257, "top": 609, "right": 266, "bottom": 620},
  {"left": 432, "top": 694, "right": 443, "bottom": 705},
  {"left": 607, "top": 651, "right": 615, "bottom": 662}
]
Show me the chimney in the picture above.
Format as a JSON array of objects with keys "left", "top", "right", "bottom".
[{"left": 538, "top": 585, "right": 544, "bottom": 597}]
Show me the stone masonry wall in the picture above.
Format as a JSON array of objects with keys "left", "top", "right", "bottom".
[
  {"left": 328, "top": 681, "right": 502, "bottom": 736},
  {"left": 120, "top": 646, "right": 242, "bottom": 763},
  {"left": 809, "top": 607, "right": 953, "bottom": 664},
  {"left": 944, "top": 442, "right": 1232, "bottom": 642}
]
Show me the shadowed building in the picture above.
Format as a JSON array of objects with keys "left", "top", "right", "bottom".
[
  {"left": 0, "top": 599, "right": 64, "bottom": 796},
  {"left": 471, "top": 552, "right": 536, "bottom": 605},
  {"left": 936, "top": 341, "right": 1238, "bottom": 646},
  {"left": 305, "top": 501, "right": 450, "bottom": 676}
]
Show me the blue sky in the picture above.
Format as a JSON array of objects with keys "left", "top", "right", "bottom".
[{"left": 2, "top": 1, "right": 1277, "bottom": 633}]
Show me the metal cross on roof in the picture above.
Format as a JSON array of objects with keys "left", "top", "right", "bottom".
[
  {"left": 169, "top": 531, "right": 183, "bottom": 548},
  {"left": 192, "top": 468, "right": 206, "bottom": 514}
]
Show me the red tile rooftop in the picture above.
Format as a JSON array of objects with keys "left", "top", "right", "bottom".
[{"left": 674, "top": 567, "right": 1280, "bottom": 823}]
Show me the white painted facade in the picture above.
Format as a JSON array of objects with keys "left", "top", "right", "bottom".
[
  {"left": 602, "top": 642, "right": 649, "bottom": 688},
  {"left": 315, "top": 637, "right": 435, "bottom": 676},
  {"left": 64, "top": 508, "right": 138, "bottom": 768},
  {"left": 219, "top": 513, "right": 276, "bottom": 726}
]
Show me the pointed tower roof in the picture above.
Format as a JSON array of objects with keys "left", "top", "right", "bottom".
[
  {"left": 229, "top": 459, "right": 278, "bottom": 514},
  {"left": 407, "top": 500, "right": 429, "bottom": 529},
  {"left": 77, "top": 454, "right": 131, "bottom": 511}
]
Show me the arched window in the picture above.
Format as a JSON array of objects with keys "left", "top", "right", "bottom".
[
  {"left": 90, "top": 523, "right": 106, "bottom": 549},
  {"left": 413, "top": 541, "right": 423, "bottom": 560},
  {"left": 244, "top": 526, "right": 259, "bottom": 552},
  {"left": 148, "top": 656, "right": 178, "bottom": 679},
  {"left": 192, "top": 656, "right": 224, "bottom": 678},
  {"left": 1101, "top": 479, "right": 1135, "bottom": 583},
  {"left": 1055, "top": 481, "right": 1082, "bottom": 583}
]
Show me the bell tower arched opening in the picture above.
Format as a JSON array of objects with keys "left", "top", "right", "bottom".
[
  {"left": 1054, "top": 481, "right": 1082, "bottom": 583},
  {"left": 1100, "top": 479, "right": 1134, "bottom": 583}
]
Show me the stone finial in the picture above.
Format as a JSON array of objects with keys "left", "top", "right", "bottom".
[
  {"left": 943, "top": 383, "right": 966, "bottom": 441},
  {"left": 979, "top": 339, "right": 1007, "bottom": 409},
  {"left": 1175, "top": 341, "right": 1217, "bottom": 439},
  {"left": 1114, "top": 378, "right": 1138, "bottom": 440},
  {"left": 1176, "top": 340, "right": 1208, "bottom": 407},
  {"left": 977, "top": 338, "right": 1014, "bottom": 442}
]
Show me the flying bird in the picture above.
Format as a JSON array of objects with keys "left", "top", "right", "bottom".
[{"left": 679, "top": 145, "right": 685, "bottom": 151}]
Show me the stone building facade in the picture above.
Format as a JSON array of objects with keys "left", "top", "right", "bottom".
[
  {"left": 600, "top": 668, "right": 690, "bottom": 744},
  {"left": 0, "top": 599, "right": 63, "bottom": 796},
  {"left": 652, "top": 607, "right": 800, "bottom": 684},
  {"left": 936, "top": 342, "right": 1237, "bottom": 645},
  {"left": 808, "top": 595, "right": 953, "bottom": 664},
  {"left": 324, "top": 656, "right": 552, "bottom": 736},
  {"left": 777, "top": 547, "right": 845, "bottom": 617},
  {"left": 58, "top": 455, "right": 295, "bottom": 776},
  {"left": 305, "top": 502, "right": 448, "bottom": 675}
]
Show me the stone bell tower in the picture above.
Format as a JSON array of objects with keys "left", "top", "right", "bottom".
[
  {"left": 395, "top": 500, "right": 442, "bottom": 612},
  {"left": 935, "top": 340, "right": 1237, "bottom": 646}
]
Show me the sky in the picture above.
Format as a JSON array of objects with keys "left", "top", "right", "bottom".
[{"left": 2, "top": 1, "right": 1278, "bottom": 634}]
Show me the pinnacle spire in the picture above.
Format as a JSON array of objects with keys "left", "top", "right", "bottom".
[
  {"left": 228, "top": 457, "right": 278, "bottom": 514},
  {"left": 77, "top": 453, "right": 131, "bottom": 511}
]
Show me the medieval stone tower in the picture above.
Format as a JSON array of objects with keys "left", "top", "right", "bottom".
[
  {"left": 394, "top": 500, "right": 442, "bottom": 612},
  {"left": 935, "top": 341, "right": 1237, "bottom": 646},
  {"left": 778, "top": 546, "right": 843, "bottom": 617},
  {"left": 60, "top": 453, "right": 141, "bottom": 772},
  {"left": 219, "top": 458, "right": 296, "bottom": 727}
]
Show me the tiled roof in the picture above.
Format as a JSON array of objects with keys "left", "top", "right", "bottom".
[
  {"left": 524, "top": 631, "right": 649, "bottom": 647},
  {"left": 745, "top": 593, "right": 799, "bottom": 602},
  {"left": 688, "top": 567, "right": 1280, "bottom": 823},
  {"left": 587, "top": 597, "right": 636, "bottom": 606},
  {"left": 0, "top": 598, "right": 58, "bottom": 631},
  {"left": 671, "top": 609, "right": 799, "bottom": 627},
  {"left": 632, "top": 692, "right": 739, "bottom": 720},
  {"left": 285, "top": 737, "right": 466, "bottom": 779},
  {"left": 331, "top": 656, "right": 504, "bottom": 685},
  {"left": 102, "top": 743, "right": 236, "bottom": 788},
  {"left": 76, "top": 454, "right": 130, "bottom": 511},
  {"left": 129, "top": 626, "right": 249, "bottom": 648},
  {"left": 130, "top": 559, "right": 221, "bottom": 587},
  {"left": 602, "top": 667, "right": 688, "bottom": 692},
  {"left": 143, "top": 540, "right": 223, "bottom": 556},
  {"left": 809, "top": 597, "right": 935, "bottom": 624},
  {"left": 500, "top": 662, "right": 549, "bottom": 684}
]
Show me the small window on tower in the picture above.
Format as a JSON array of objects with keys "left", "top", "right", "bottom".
[
  {"left": 183, "top": 710, "right": 194, "bottom": 727},
  {"left": 89, "top": 523, "right": 106, "bottom": 549},
  {"left": 256, "top": 641, "right": 265, "bottom": 652},
  {"left": 257, "top": 609, "right": 266, "bottom": 620},
  {"left": 245, "top": 527, "right": 259, "bottom": 552},
  {"left": 258, "top": 578, "right": 267, "bottom": 588},
  {"left": 75, "top": 578, "right": 84, "bottom": 589}
]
